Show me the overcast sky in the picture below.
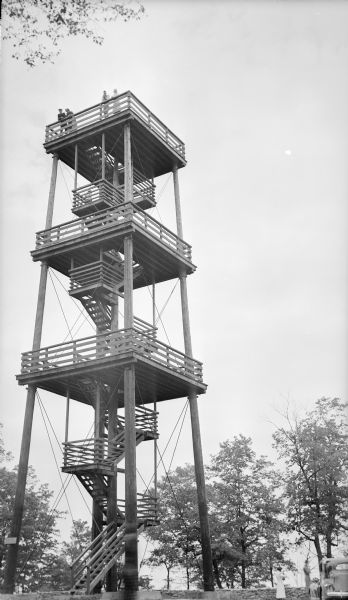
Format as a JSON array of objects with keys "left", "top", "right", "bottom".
[{"left": 1, "top": 0, "right": 347, "bottom": 585}]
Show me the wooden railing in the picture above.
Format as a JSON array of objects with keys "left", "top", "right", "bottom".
[
  {"left": 35, "top": 202, "right": 192, "bottom": 262},
  {"left": 117, "top": 494, "right": 157, "bottom": 522},
  {"left": 63, "top": 406, "right": 158, "bottom": 469},
  {"left": 72, "top": 179, "right": 124, "bottom": 212},
  {"left": 71, "top": 522, "right": 126, "bottom": 593},
  {"left": 45, "top": 91, "right": 186, "bottom": 160},
  {"left": 132, "top": 316, "right": 157, "bottom": 338},
  {"left": 132, "top": 166, "right": 156, "bottom": 204},
  {"left": 63, "top": 438, "right": 108, "bottom": 467},
  {"left": 69, "top": 259, "right": 122, "bottom": 292},
  {"left": 72, "top": 173, "right": 155, "bottom": 215},
  {"left": 134, "top": 404, "right": 158, "bottom": 433},
  {"left": 21, "top": 328, "right": 203, "bottom": 382}
]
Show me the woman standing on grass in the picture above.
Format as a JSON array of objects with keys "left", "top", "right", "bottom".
[{"left": 275, "top": 566, "right": 286, "bottom": 599}]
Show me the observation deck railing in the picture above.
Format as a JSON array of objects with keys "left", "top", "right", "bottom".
[
  {"left": 45, "top": 91, "right": 185, "bottom": 160},
  {"left": 35, "top": 202, "right": 192, "bottom": 262},
  {"left": 21, "top": 328, "right": 203, "bottom": 381}
]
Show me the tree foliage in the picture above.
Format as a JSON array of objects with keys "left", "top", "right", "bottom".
[
  {"left": 2, "top": 0, "right": 145, "bottom": 67},
  {"left": 145, "top": 440, "right": 292, "bottom": 591},
  {"left": 144, "top": 535, "right": 180, "bottom": 590},
  {"left": 208, "top": 435, "right": 292, "bottom": 589},
  {"left": 273, "top": 397, "right": 348, "bottom": 566},
  {"left": 145, "top": 465, "right": 203, "bottom": 590},
  {"left": 61, "top": 518, "right": 91, "bottom": 566},
  {"left": 0, "top": 427, "right": 64, "bottom": 591}
]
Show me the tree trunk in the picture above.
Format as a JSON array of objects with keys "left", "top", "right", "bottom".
[
  {"left": 166, "top": 567, "right": 170, "bottom": 590},
  {"left": 314, "top": 534, "right": 323, "bottom": 568},
  {"left": 240, "top": 532, "right": 246, "bottom": 588},
  {"left": 241, "top": 561, "right": 246, "bottom": 588},
  {"left": 212, "top": 558, "right": 223, "bottom": 589},
  {"left": 326, "top": 533, "right": 332, "bottom": 558},
  {"left": 270, "top": 561, "right": 274, "bottom": 587}
]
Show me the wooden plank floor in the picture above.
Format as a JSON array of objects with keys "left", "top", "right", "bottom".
[
  {"left": 17, "top": 352, "right": 207, "bottom": 406},
  {"left": 31, "top": 208, "right": 195, "bottom": 287}
]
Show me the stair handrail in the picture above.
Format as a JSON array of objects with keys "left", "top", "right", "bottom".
[
  {"left": 71, "top": 523, "right": 126, "bottom": 591},
  {"left": 87, "top": 524, "right": 127, "bottom": 592},
  {"left": 71, "top": 521, "right": 113, "bottom": 578}
]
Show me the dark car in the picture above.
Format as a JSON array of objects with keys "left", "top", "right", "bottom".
[{"left": 319, "top": 557, "right": 348, "bottom": 599}]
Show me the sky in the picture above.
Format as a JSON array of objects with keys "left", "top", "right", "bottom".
[{"left": 0, "top": 0, "right": 347, "bottom": 587}]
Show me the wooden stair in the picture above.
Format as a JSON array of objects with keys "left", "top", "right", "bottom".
[
  {"left": 79, "top": 295, "right": 112, "bottom": 332},
  {"left": 85, "top": 146, "right": 114, "bottom": 182},
  {"left": 70, "top": 521, "right": 144, "bottom": 593},
  {"left": 71, "top": 259, "right": 144, "bottom": 332},
  {"left": 109, "top": 428, "right": 148, "bottom": 465},
  {"left": 77, "top": 471, "right": 110, "bottom": 516}
]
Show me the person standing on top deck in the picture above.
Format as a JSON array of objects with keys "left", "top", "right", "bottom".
[
  {"left": 102, "top": 90, "right": 109, "bottom": 118},
  {"left": 65, "top": 108, "right": 74, "bottom": 132},
  {"left": 58, "top": 108, "right": 66, "bottom": 134},
  {"left": 111, "top": 88, "right": 119, "bottom": 113}
]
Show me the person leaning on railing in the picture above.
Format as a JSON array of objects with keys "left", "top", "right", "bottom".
[
  {"left": 101, "top": 88, "right": 119, "bottom": 118},
  {"left": 57, "top": 108, "right": 66, "bottom": 134},
  {"left": 101, "top": 90, "right": 109, "bottom": 118},
  {"left": 65, "top": 108, "right": 76, "bottom": 132}
]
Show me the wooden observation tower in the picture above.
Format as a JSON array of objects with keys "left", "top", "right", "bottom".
[{"left": 4, "top": 92, "right": 214, "bottom": 594}]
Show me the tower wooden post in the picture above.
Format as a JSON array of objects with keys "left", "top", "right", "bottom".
[
  {"left": 173, "top": 164, "right": 215, "bottom": 592},
  {"left": 3, "top": 154, "right": 58, "bottom": 594},
  {"left": 123, "top": 122, "right": 138, "bottom": 592}
]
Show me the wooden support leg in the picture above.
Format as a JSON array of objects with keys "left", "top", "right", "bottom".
[
  {"left": 3, "top": 385, "right": 36, "bottom": 593},
  {"left": 123, "top": 122, "right": 137, "bottom": 592},
  {"left": 106, "top": 395, "right": 118, "bottom": 591},
  {"left": 91, "top": 382, "right": 105, "bottom": 594},
  {"left": 173, "top": 163, "right": 214, "bottom": 591},
  {"left": 3, "top": 155, "right": 58, "bottom": 594},
  {"left": 179, "top": 274, "right": 215, "bottom": 592},
  {"left": 123, "top": 365, "right": 138, "bottom": 592}
]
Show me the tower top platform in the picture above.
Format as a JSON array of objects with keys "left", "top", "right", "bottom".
[{"left": 44, "top": 91, "right": 186, "bottom": 180}]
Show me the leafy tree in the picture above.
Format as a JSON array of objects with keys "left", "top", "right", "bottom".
[
  {"left": 0, "top": 424, "right": 13, "bottom": 464},
  {"left": 208, "top": 435, "right": 291, "bottom": 589},
  {"left": 0, "top": 432, "right": 64, "bottom": 591},
  {"left": 37, "top": 555, "right": 71, "bottom": 591},
  {"left": 144, "top": 534, "right": 180, "bottom": 590},
  {"left": 145, "top": 465, "right": 203, "bottom": 590},
  {"left": 39, "top": 519, "right": 93, "bottom": 592},
  {"left": 62, "top": 519, "right": 91, "bottom": 565},
  {"left": 2, "top": 0, "right": 145, "bottom": 67},
  {"left": 273, "top": 397, "right": 348, "bottom": 567},
  {"left": 145, "top": 448, "right": 290, "bottom": 591}
]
